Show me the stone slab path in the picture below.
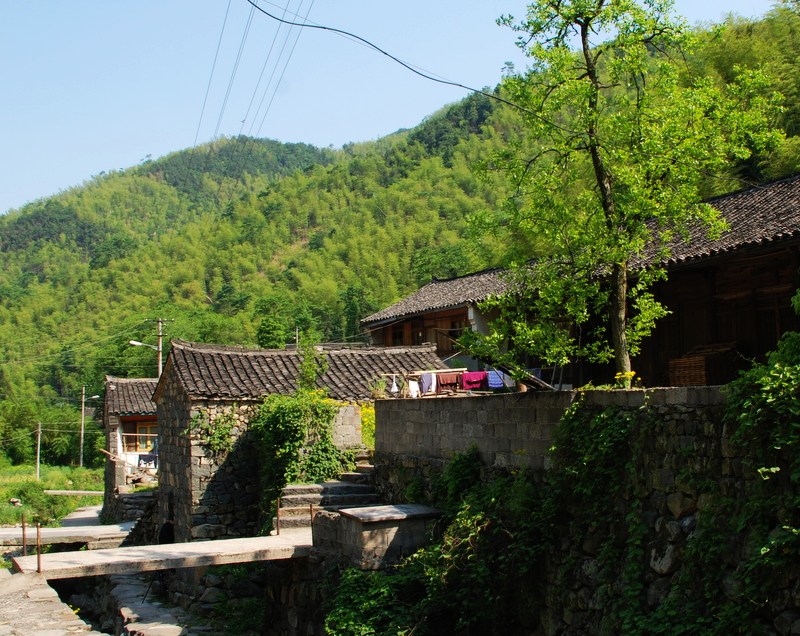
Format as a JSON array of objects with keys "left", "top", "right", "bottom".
[
  {"left": 0, "top": 569, "right": 105, "bottom": 635},
  {"left": 13, "top": 528, "right": 313, "bottom": 579},
  {"left": 0, "top": 521, "right": 134, "bottom": 547}
]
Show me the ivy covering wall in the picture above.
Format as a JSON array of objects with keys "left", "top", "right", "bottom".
[{"left": 325, "top": 334, "right": 800, "bottom": 634}]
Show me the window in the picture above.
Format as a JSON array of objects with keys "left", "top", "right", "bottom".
[{"left": 136, "top": 423, "right": 158, "bottom": 452}]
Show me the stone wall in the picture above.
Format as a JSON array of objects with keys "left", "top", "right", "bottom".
[
  {"left": 373, "top": 386, "right": 799, "bottom": 634},
  {"left": 101, "top": 457, "right": 126, "bottom": 521},
  {"left": 102, "top": 489, "right": 157, "bottom": 524},
  {"left": 157, "top": 387, "right": 262, "bottom": 544},
  {"left": 374, "top": 391, "right": 573, "bottom": 501},
  {"left": 331, "top": 404, "right": 362, "bottom": 449},
  {"left": 157, "top": 371, "right": 367, "bottom": 545}
]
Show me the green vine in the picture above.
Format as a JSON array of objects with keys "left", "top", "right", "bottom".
[
  {"left": 249, "top": 388, "right": 354, "bottom": 532},
  {"left": 189, "top": 409, "right": 236, "bottom": 457},
  {"left": 324, "top": 357, "right": 800, "bottom": 634}
]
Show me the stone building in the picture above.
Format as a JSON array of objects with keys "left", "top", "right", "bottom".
[
  {"left": 101, "top": 376, "right": 159, "bottom": 517},
  {"left": 152, "top": 339, "right": 446, "bottom": 543}
]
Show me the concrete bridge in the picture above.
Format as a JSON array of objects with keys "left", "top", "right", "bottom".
[{"left": 12, "top": 527, "right": 313, "bottom": 579}]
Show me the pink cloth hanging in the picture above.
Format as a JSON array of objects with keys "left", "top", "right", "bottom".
[{"left": 462, "top": 371, "right": 488, "bottom": 390}]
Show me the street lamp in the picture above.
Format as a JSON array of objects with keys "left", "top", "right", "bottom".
[
  {"left": 80, "top": 386, "right": 100, "bottom": 468},
  {"left": 129, "top": 339, "right": 162, "bottom": 377},
  {"left": 128, "top": 318, "right": 164, "bottom": 377}
]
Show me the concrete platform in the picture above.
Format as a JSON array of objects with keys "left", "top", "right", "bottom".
[
  {"left": 338, "top": 504, "right": 441, "bottom": 522},
  {"left": 0, "top": 520, "right": 135, "bottom": 547},
  {"left": 12, "top": 527, "right": 313, "bottom": 579},
  {"left": 59, "top": 503, "right": 103, "bottom": 527}
]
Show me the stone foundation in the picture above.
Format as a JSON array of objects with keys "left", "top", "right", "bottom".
[{"left": 312, "top": 504, "right": 440, "bottom": 570}]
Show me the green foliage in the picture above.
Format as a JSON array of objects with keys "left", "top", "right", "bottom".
[
  {"left": 0, "top": 464, "right": 103, "bottom": 527},
  {"left": 471, "top": 0, "right": 782, "bottom": 375},
  {"left": 325, "top": 449, "right": 547, "bottom": 635},
  {"left": 436, "top": 444, "right": 483, "bottom": 511},
  {"left": 326, "top": 349, "right": 799, "bottom": 633},
  {"left": 249, "top": 389, "right": 351, "bottom": 531},
  {"left": 189, "top": 409, "right": 235, "bottom": 458},
  {"left": 296, "top": 332, "right": 328, "bottom": 391},
  {"left": 2, "top": 7, "right": 800, "bottom": 467},
  {"left": 359, "top": 403, "right": 375, "bottom": 449},
  {"left": 0, "top": 393, "right": 104, "bottom": 468}
]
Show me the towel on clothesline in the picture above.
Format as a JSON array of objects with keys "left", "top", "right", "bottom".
[
  {"left": 408, "top": 380, "right": 421, "bottom": 398},
  {"left": 420, "top": 373, "right": 437, "bottom": 395},
  {"left": 487, "top": 370, "right": 505, "bottom": 389},
  {"left": 462, "top": 371, "right": 488, "bottom": 391},
  {"left": 438, "top": 372, "right": 460, "bottom": 391}
]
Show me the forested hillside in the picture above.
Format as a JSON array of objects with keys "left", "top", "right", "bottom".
[{"left": 2, "top": 5, "right": 800, "bottom": 467}]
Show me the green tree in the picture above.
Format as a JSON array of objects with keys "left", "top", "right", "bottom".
[{"left": 478, "top": 0, "right": 781, "bottom": 379}]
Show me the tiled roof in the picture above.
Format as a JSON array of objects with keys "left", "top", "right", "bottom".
[
  {"left": 364, "top": 176, "right": 800, "bottom": 326},
  {"left": 163, "top": 340, "right": 447, "bottom": 402},
  {"left": 642, "top": 174, "right": 800, "bottom": 268},
  {"left": 105, "top": 376, "right": 158, "bottom": 416},
  {"left": 361, "top": 268, "right": 508, "bottom": 326}
]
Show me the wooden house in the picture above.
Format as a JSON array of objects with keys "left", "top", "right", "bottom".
[
  {"left": 635, "top": 174, "right": 800, "bottom": 386},
  {"left": 361, "top": 268, "right": 508, "bottom": 367},
  {"left": 363, "top": 174, "right": 800, "bottom": 387}
]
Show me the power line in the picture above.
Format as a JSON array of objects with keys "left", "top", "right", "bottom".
[
  {"left": 238, "top": 0, "right": 298, "bottom": 136},
  {"left": 214, "top": 2, "right": 257, "bottom": 140},
  {"left": 0, "top": 321, "right": 147, "bottom": 366},
  {"left": 217, "top": 0, "right": 313, "bottom": 207},
  {"left": 194, "top": 0, "right": 234, "bottom": 147},
  {"left": 243, "top": 0, "right": 539, "bottom": 119}
]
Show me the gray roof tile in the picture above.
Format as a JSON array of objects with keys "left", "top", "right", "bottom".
[
  {"left": 362, "top": 268, "right": 508, "bottom": 326},
  {"left": 656, "top": 173, "right": 800, "bottom": 267},
  {"left": 105, "top": 377, "right": 158, "bottom": 416},
  {"left": 365, "top": 175, "right": 800, "bottom": 325},
  {"left": 165, "top": 340, "right": 447, "bottom": 402}
]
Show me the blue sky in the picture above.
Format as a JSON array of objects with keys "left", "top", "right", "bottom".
[{"left": 0, "top": 0, "right": 776, "bottom": 214}]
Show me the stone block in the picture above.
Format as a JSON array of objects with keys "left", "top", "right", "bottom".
[
  {"left": 651, "top": 468, "right": 675, "bottom": 491},
  {"left": 666, "top": 492, "right": 696, "bottom": 519}
]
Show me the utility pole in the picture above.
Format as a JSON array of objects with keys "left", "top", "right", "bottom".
[
  {"left": 129, "top": 318, "right": 171, "bottom": 378},
  {"left": 80, "top": 386, "right": 85, "bottom": 468},
  {"left": 157, "top": 318, "right": 163, "bottom": 378},
  {"left": 36, "top": 422, "right": 41, "bottom": 480}
]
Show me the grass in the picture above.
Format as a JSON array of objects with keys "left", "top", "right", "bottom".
[{"left": 0, "top": 461, "right": 103, "bottom": 527}]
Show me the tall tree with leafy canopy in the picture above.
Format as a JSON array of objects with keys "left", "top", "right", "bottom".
[{"left": 475, "top": 0, "right": 781, "bottom": 381}]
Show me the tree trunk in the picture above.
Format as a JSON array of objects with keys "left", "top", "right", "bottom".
[
  {"left": 580, "top": 16, "right": 632, "bottom": 382},
  {"left": 610, "top": 262, "right": 631, "bottom": 383}
]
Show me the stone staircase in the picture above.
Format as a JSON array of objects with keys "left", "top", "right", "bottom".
[{"left": 273, "top": 450, "right": 381, "bottom": 530}]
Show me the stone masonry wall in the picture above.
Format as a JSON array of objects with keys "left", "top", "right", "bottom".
[
  {"left": 373, "top": 387, "right": 799, "bottom": 634},
  {"left": 374, "top": 391, "right": 573, "bottom": 501},
  {"left": 331, "top": 404, "right": 362, "bottom": 449},
  {"left": 158, "top": 379, "right": 366, "bottom": 545}
]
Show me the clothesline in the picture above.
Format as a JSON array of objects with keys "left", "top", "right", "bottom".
[
  {"left": 380, "top": 368, "right": 514, "bottom": 397},
  {"left": 379, "top": 368, "right": 467, "bottom": 377}
]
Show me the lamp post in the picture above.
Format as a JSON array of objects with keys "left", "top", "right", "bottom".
[
  {"left": 129, "top": 318, "right": 164, "bottom": 377},
  {"left": 80, "top": 386, "right": 100, "bottom": 468}
]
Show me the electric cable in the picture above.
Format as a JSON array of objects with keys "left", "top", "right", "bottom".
[
  {"left": 195, "top": 0, "right": 234, "bottom": 147},
  {"left": 243, "top": 0, "right": 545, "bottom": 121},
  {"left": 217, "top": 0, "right": 313, "bottom": 206},
  {"left": 0, "top": 321, "right": 148, "bottom": 366}
]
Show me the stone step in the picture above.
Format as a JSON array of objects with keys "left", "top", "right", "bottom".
[
  {"left": 339, "top": 471, "right": 374, "bottom": 485},
  {"left": 273, "top": 503, "right": 387, "bottom": 529},
  {"left": 280, "top": 481, "right": 375, "bottom": 496},
  {"left": 279, "top": 492, "right": 382, "bottom": 509}
]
